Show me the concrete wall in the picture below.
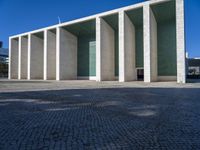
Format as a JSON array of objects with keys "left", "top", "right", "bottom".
[
  {"left": 96, "top": 17, "right": 115, "bottom": 81},
  {"left": 9, "top": 38, "right": 19, "bottom": 79},
  {"left": 56, "top": 27, "right": 77, "bottom": 80},
  {"left": 44, "top": 30, "right": 56, "bottom": 80},
  {"left": 119, "top": 11, "right": 136, "bottom": 82},
  {"left": 30, "top": 34, "right": 44, "bottom": 79},
  {"left": 143, "top": 4, "right": 157, "bottom": 82},
  {"left": 20, "top": 36, "right": 28, "bottom": 79},
  {"left": 176, "top": 0, "right": 186, "bottom": 83}
]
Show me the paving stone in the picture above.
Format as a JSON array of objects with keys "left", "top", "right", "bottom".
[{"left": 0, "top": 80, "right": 200, "bottom": 149}]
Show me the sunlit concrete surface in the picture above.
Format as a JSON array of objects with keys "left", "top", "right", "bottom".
[{"left": 0, "top": 80, "right": 200, "bottom": 149}]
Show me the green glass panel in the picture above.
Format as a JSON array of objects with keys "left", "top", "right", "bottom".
[
  {"left": 136, "top": 26, "right": 144, "bottom": 68},
  {"left": 157, "top": 21, "right": 177, "bottom": 76},
  {"left": 77, "top": 34, "right": 96, "bottom": 76},
  {"left": 115, "top": 31, "right": 119, "bottom": 76}
]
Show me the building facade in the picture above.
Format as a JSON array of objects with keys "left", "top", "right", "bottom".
[
  {"left": 187, "top": 58, "right": 200, "bottom": 75},
  {"left": 0, "top": 41, "right": 8, "bottom": 77},
  {"left": 9, "top": 0, "right": 186, "bottom": 83}
]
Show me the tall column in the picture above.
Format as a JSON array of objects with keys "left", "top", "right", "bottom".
[
  {"left": 19, "top": 36, "right": 28, "bottom": 79},
  {"left": 9, "top": 38, "right": 19, "bottom": 79},
  {"left": 56, "top": 27, "right": 60, "bottom": 81},
  {"left": 27, "top": 34, "right": 31, "bottom": 80},
  {"left": 18, "top": 36, "right": 21, "bottom": 79},
  {"left": 29, "top": 34, "right": 44, "bottom": 79},
  {"left": 56, "top": 27, "right": 77, "bottom": 80},
  {"left": 8, "top": 38, "right": 11, "bottom": 79},
  {"left": 143, "top": 4, "right": 157, "bottom": 82},
  {"left": 176, "top": 0, "right": 186, "bottom": 83},
  {"left": 150, "top": 6, "right": 157, "bottom": 81},
  {"left": 96, "top": 17, "right": 101, "bottom": 81},
  {"left": 119, "top": 11, "right": 136, "bottom": 82},
  {"left": 96, "top": 17, "right": 115, "bottom": 81},
  {"left": 47, "top": 30, "right": 56, "bottom": 80},
  {"left": 44, "top": 30, "right": 47, "bottom": 80},
  {"left": 44, "top": 30, "right": 57, "bottom": 80}
]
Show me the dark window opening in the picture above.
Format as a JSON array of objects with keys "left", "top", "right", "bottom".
[{"left": 137, "top": 69, "right": 144, "bottom": 81}]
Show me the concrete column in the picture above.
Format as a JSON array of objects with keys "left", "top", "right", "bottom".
[
  {"left": 18, "top": 36, "right": 21, "bottom": 79},
  {"left": 143, "top": 4, "right": 157, "bottom": 82},
  {"left": 46, "top": 30, "right": 56, "bottom": 80},
  {"left": 27, "top": 34, "right": 31, "bottom": 80},
  {"left": 176, "top": 0, "right": 186, "bottom": 83},
  {"left": 44, "top": 30, "right": 57, "bottom": 80},
  {"left": 150, "top": 7, "right": 157, "bottom": 81},
  {"left": 119, "top": 11, "right": 136, "bottom": 82},
  {"left": 8, "top": 38, "right": 11, "bottom": 79},
  {"left": 56, "top": 27, "right": 77, "bottom": 80},
  {"left": 96, "top": 17, "right": 115, "bottom": 81},
  {"left": 20, "top": 36, "right": 28, "bottom": 79},
  {"left": 96, "top": 18, "right": 101, "bottom": 81},
  {"left": 56, "top": 27, "right": 60, "bottom": 80},
  {"left": 44, "top": 30, "right": 47, "bottom": 80},
  {"left": 30, "top": 33, "right": 44, "bottom": 79},
  {"left": 9, "top": 38, "right": 19, "bottom": 79}
]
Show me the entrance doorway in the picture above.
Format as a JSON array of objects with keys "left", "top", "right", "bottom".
[{"left": 137, "top": 69, "right": 144, "bottom": 81}]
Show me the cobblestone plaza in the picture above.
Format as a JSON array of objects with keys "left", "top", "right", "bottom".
[{"left": 0, "top": 80, "right": 200, "bottom": 149}]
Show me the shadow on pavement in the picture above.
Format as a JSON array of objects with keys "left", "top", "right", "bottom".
[{"left": 0, "top": 87, "right": 200, "bottom": 149}]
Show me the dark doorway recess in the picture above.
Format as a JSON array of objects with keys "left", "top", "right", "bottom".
[{"left": 137, "top": 69, "right": 144, "bottom": 81}]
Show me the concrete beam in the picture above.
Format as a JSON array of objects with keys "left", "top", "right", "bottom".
[
  {"left": 119, "top": 11, "right": 136, "bottom": 82},
  {"left": 20, "top": 36, "right": 28, "bottom": 79},
  {"left": 96, "top": 17, "right": 115, "bottom": 81},
  {"left": 44, "top": 30, "right": 56, "bottom": 80},
  {"left": 143, "top": 4, "right": 157, "bottom": 82},
  {"left": 56, "top": 27, "right": 77, "bottom": 80},
  {"left": 176, "top": 0, "right": 186, "bottom": 83},
  {"left": 29, "top": 34, "right": 44, "bottom": 79},
  {"left": 9, "top": 38, "right": 19, "bottom": 79}
]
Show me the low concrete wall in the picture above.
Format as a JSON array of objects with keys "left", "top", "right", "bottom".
[{"left": 157, "top": 76, "right": 177, "bottom": 81}]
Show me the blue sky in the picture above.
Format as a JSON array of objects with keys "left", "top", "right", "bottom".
[{"left": 0, "top": 0, "right": 199, "bottom": 57}]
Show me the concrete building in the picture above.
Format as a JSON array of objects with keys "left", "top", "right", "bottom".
[
  {"left": 9, "top": 0, "right": 186, "bottom": 83},
  {"left": 187, "top": 58, "right": 200, "bottom": 75},
  {"left": 0, "top": 42, "right": 8, "bottom": 77},
  {"left": 0, "top": 48, "right": 8, "bottom": 62}
]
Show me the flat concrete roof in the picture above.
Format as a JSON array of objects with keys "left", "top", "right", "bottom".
[{"left": 10, "top": 0, "right": 170, "bottom": 39}]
